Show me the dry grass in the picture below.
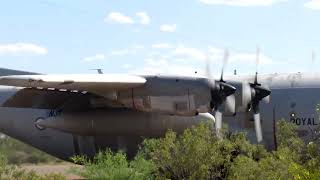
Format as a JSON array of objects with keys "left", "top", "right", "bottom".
[{"left": 22, "top": 164, "right": 84, "bottom": 180}]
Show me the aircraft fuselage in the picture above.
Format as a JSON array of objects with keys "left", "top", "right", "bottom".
[{"left": 0, "top": 72, "right": 319, "bottom": 160}]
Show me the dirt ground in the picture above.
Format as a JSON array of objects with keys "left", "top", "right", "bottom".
[{"left": 22, "top": 164, "right": 84, "bottom": 180}]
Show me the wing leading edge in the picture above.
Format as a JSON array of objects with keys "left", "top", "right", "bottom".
[{"left": 0, "top": 74, "right": 147, "bottom": 97}]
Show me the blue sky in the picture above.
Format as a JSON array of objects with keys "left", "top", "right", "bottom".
[{"left": 1, "top": 0, "right": 320, "bottom": 76}]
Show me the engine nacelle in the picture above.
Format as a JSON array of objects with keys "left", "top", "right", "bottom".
[{"left": 114, "top": 76, "right": 212, "bottom": 116}]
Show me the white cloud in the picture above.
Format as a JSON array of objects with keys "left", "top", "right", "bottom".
[
  {"left": 208, "top": 46, "right": 274, "bottom": 65},
  {"left": 125, "top": 44, "right": 276, "bottom": 76},
  {"left": 111, "top": 49, "right": 130, "bottom": 56},
  {"left": 83, "top": 54, "right": 105, "bottom": 62},
  {"left": 105, "top": 12, "right": 135, "bottom": 24},
  {"left": 147, "top": 45, "right": 274, "bottom": 67},
  {"left": 110, "top": 46, "right": 144, "bottom": 57},
  {"left": 105, "top": 11, "right": 151, "bottom": 25},
  {"left": 133, "top": 44, "right": 144, "bottom": 49},
  {"left": 136, "top": 12, "right": 150, "bottom": 25},
  {"left": 0, "top": 43, "right": 48, "bottom": 55},
  {"left": 199, "top": 0, "right": 285, "bottom": 7},
  {"left": 172, "top": 46, "right": 206, "bottom": 61},
  {"left": 304, "top": 0, "right": 320, "bottom": 10},
  {"left": 207, "top": 47, "right": 225, "bottom": 61},
  {"left": 139, "top": 65, "right": 200, "bottom": 76},
  {"left": 145, "top": 58, "right": 169, "bottom": 67},
  {"left": 151, "top": 43, "right": 173, "bottom": 49},
  {"left": 123, "top": 64, "right": 133, "bottom": 69},
  {"left": 130, "top": 57, "right": 201, "bottom": 76},
  {"left": 208, "top": 47, "right": 224, "bottom": 54},
  {"left": 230, "top": 52, "right": 273, "bottom": 65},
  {"left": 160, "top": 24, "right": 177, "bottom": 32},
  {"left": 147, "top": 51, "right": 161, "bottom": 57},
  {"left": 129, "top": 58, "right": 168, "bottom": 75}
]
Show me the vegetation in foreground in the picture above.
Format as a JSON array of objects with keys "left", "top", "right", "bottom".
[
  {"left": 0, "top": 135, "right": 65, "bottom": 179},
  {"left": 72, "top": 120, "right": 320, "bottom": 180},
  {"left": 0, "top": 120, "right": 318, "bottom": 179},
  {"left": 0, "top": 154, "right": 65, "bottom": 180},
  {"left": 0, "top": 135, "right": 61, "bottom": 164}
]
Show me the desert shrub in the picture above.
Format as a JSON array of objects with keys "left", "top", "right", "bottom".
[
  {"left": 141, "top": 122, "right": 269, "bottom": 179},
  {"left": 71, "top": 150, "right": 156, "bottom": 180},
  {"left": 0, "top": 153, "right": 65, "bottom": 180},
  {"left": 72, "top": 120, "right": 320, "bottom": 180}
]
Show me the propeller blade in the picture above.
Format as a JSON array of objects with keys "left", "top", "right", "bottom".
[
  {"left": 225, "top": 95, "right": 236, "bottom": 114},
  {"left": 253, "top": 112, "right": 263, "bottom": 143},
  {"left": 206, "top": 53, "right": 212, "bottom": 79},
  {"left": 242, "top": 82, "right": 252, "bottom": 108},
  {"left": 90, "top": 69, "right": 104, "bottom": 74},
  {"left": 263, "top": 95, "right": 270, "bottom": 103},
  {"left": 206, "top": 53, "right": 216, "bottom": 88},
  {"left": 220, "top": 49, "right": 229, "bottom": 82},
  {"left": 254, "top": 47, "right": 260, "bottom": 84},
  {"left": 256, "top": 46, "right": 260, "bottom": 67},
  {"left": 206, "top": 48, "right": 236, "bottom": 138},
  {"left": 237, "top": 47, "right": 270, "bottom": 143},
  {"left": 215, "top": 110, "right": 223, "bottom": 138}
]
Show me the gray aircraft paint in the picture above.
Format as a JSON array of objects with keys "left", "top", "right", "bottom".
[
  {"left": 0, "top": 107, "right": 75, "bottom": 160},
  {"left": 36, "top": 109, "right": 211, "bottom": 136},
  {"left": 0, "top": 69, "right": 318, "bottom": 160},
  {"left": 224, "top": 73, "right": 320, "bottom": 149}
]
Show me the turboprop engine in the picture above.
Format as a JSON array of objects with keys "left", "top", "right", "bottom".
[{"left": 35, "top": 109, "right": 215, "bottom": 136}]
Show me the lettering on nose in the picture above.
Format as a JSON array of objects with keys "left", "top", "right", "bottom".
[{"left": 289, "top": 117, "right": 318, "bottom": 126}]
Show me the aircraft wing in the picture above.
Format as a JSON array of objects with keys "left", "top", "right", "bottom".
[
  {"left": 0, "top": 74, "right": 146, "bottom": 97},
  {"left": 3, "top": 88, "right": 92, "bottom": 109}
]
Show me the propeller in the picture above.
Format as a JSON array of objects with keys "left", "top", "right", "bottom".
[
  {"left": 242, "top": 47, "right": 271, "bottom": 143},
  {"left": 206, "top": 49, "right": 236, "bottom": 137},
  {"left": 221, "top": 50, "right": 236, "bottom": 115}
]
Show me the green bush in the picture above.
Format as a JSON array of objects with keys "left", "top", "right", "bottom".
[
  {"left": 142, "top": 122, "right": 269, "bottom": 179},
  {"left": 71, "top": 150, "right": 156, "bottom": 180},
  {"left": 228, "top": 120, "right": 320, "bottom": 180},
  {"left": 72, "top": 120, "right": 320, "bottom": 180}
]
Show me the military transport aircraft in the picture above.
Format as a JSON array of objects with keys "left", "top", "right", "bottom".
[{"left": 0, "top": 50, "right": 318, "bottom": 160}]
